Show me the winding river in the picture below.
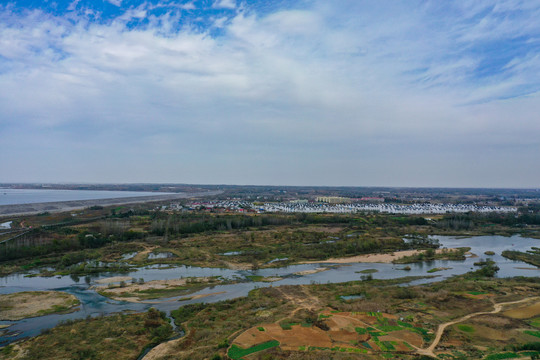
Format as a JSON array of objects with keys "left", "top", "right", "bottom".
[{"left": 1, "top": 235, "right": 539, "bottom": 346}]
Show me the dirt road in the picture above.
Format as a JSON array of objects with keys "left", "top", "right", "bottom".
[{"left": 416, "top": 296, "right": 540, "bottom": 358}]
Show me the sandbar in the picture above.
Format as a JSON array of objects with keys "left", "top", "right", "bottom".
[
  {"left": 0, "top": 291, "right": 80, "bottom": 320},
  {"left": 294, "top": 267, "right": 330, "bottom": 276},
  {"left": 95, "top": 276, "right": 134, "bottom": 284},
  {"left": 300, "top": 249, "right": 459, "bottom": 264}
]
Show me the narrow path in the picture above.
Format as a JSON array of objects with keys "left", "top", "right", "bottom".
[
  {"left": 133, "top": 245, "right": 158, "bottom": 262},
  {"left": 141, "top": 338, "right": 184, "bottom": 360},
  {"left": 417, "top": 296, "right": 540, "bottom": 358}
]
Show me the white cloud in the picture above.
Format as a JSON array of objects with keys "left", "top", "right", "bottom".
[
  {"left": 106, "top": 0, "right": 123, "bottom": 7},
  {"left": 179, "top": 2, "right": 196, "bottom": 10},
  {"left": 67, "top": 0, "right": 82, "bottom": 11},
  {"left": 212, "top": 0, "right": 236, "bottom": 10},
  {"left": 212, "top": 16, "right": 228, "bottom": 28},
  {"left": 0, "top": 1, "right": 539, "bottom": 186}
]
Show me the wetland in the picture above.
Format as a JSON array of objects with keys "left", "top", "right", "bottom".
[{"left": 1, "top": 204, "right": 540, "bottom": 359}]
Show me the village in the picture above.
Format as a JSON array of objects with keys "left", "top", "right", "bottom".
[{"left": 167, "top": 198, "right": 517, "bottom": 215}]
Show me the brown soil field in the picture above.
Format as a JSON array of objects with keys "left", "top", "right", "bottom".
[
  {"left": 462, "top": 292, "right": 495, "bottom": 300},
  {"left": 232, "top": 310, "right": 421, "bottom": 356},
  {"left": 470, "top": 314, "right": 521, "bottom": 329},
  {"left": 235, "top": 323, "right": 334, "bottom": 351},
  {"left": 270, "top": 324, "right": 333, "bottom": 350},
  {"left": 233, "top": 327, "right": 275, "bottom": 348},
  {"left": 295, "top": 226, "right": 344, "bottom": 233},
  {"left": 454, "top": 323, "right": 512, "bottom": 341},
  {"left": 326, "top": 315, "right": 360, "bottom": 330},
  {"left": 504, "top": 301, "right": 540, "bottom": 319},
  {"left": 387, "top": 330, "right": 423, "bottom": 347},
  {"left": 328, "top": 329, "right": 364, "bottom": 343},
  {"left": 442, "top": 338, "right": 464, "bottom": 347},
  {"left": 0, "top": 291, "right": 79, "bottom": 320},
  {"left": 471, "top": 324, "right": 513, "bottom": 341}
]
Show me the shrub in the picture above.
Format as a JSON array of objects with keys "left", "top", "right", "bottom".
[{"left": 217, "top": 339, "right": 229, "bottom": 349}]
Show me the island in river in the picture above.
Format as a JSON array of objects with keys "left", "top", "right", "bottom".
[{"left": 0, "top": 291, "right": 80, "bottom": 321}]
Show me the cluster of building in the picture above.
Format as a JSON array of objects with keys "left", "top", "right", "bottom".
[
  {"left": 316, "top": 196, "right": 385, "bottom": 204},
  {"left": 258, "top": 202, "right": 516, "bottom": 214},
  {"left": 167, "top": 200, "right": 516, "bottom": 215},
  {"left": 166, "top": 200, "right": 253, "bottom": 212}
]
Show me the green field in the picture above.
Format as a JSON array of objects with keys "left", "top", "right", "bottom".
[{"left": 227, "top": 340, "right": 280, "bottom": 359}]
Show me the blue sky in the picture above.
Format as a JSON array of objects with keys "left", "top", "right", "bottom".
[{"left": 1, "top": 0, "right": 539, "bottom": 187}]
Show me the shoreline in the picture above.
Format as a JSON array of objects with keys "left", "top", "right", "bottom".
[{"left": 0, "top": 191, "right": 222, "bottom": 216}]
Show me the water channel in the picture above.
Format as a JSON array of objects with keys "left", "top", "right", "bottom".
[{"left": 1, "top": 235, "right": 539, "bottom": 346}]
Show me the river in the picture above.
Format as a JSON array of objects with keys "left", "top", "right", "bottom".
[
  {"left": 0, "top": 188, "right": 173, "bottom": 206},
  {"left": 1, "top": 235, "right": 539, "bottom": 346}
]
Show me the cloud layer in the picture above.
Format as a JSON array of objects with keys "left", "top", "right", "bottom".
[{"left": 1, "top": 0, "right": 539, "bottom": 187}]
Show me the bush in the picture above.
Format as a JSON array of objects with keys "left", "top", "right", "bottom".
[
  {"left": 151, "top": 324, "right": 173, "bottom": 342},
  {"left": 468, "top": 259, "right": 500, "bottom": 278},
  {"left": 395, "top": 287, "right": 418, "bottom": 299},
  {"left": 217, "top": 339, "right": 229, "bottom": 349},
  {"left": 512, "top": 342, "right": 540, "bottom": 352}
]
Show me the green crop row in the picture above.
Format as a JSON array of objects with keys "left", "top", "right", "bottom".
[{"left": 227, "top": 340, "right": 280, "bottom": 360}]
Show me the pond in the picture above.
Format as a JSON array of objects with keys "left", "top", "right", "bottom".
[
  {"left": 1, "top": 235, "right": 539, "bottom": 346},
  {"left": 121, "top": 252, "right": 138, "bottom": 260},
  {"left": 147, "top": 252, "right": 175, "bottom": 259},
  {"left": 221, "top": 251, "right": 243, "bottom": 256}
]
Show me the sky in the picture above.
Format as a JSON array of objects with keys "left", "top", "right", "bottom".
[{"left": 0, "top": 0, "right": 539, "bottom": 188}]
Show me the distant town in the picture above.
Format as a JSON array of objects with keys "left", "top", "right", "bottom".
[
  {"left": 2, "top": 183, "right": 538, "bottom": 216},
  {"left": 169, "top": 198, "right": 517, "bottom": 215}
]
